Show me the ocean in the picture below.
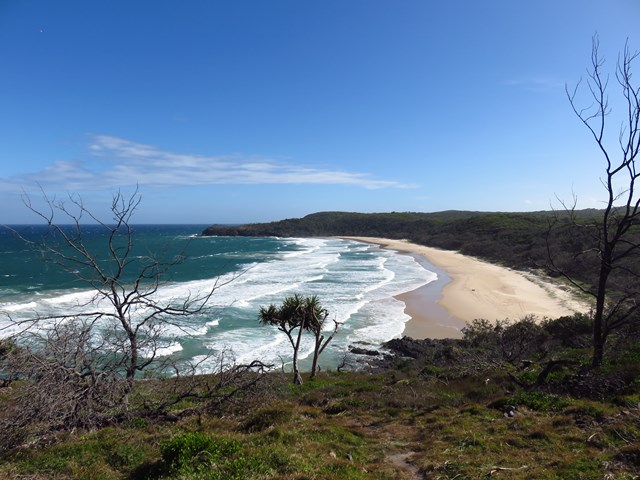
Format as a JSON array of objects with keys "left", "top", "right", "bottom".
[{"left": 0, "top": 225, "right": 438, "bottom": 372}]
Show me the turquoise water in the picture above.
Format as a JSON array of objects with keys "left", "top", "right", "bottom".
[{"left": 0, "top": 225, "right": 437, "bottom": 371}]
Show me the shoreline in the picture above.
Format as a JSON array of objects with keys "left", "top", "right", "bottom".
[{"left": 341, "top": 237, "right": 589, "bottom": 340}]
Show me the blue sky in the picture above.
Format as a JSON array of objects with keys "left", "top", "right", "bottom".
[{"left": 0, "top": 1, "right": 638, "bottom": 224}]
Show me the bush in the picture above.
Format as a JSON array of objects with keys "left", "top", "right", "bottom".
[
  {"left": 500, "top": 316, "right": 549, "bottom": 363},
  {"left": 462, "top": 316, "right": 549, "bottom": 364},
  {"left": 542, "top": 314, "right": 592, "bottom": 348},
  {"left": 462, "top": 319, "right": 497, "bottom": 350}
]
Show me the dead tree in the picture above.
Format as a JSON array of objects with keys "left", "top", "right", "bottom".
[
  {"left": 0, "top": 189, "right": 276, "bottom": 449},
  {"left": 8, "top": 188, "right": 218, "bottom": 396},
  {"left": 550, "top": 36, "right": 640, "bottom": 368},
  {"left": 1, "top": 318, "right": 131, "bottom": 444}
]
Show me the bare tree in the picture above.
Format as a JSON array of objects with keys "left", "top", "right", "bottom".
[
  {"left": 551, "top": 36, "right": 640, "bottom": 368},
  {"left": 8, "top": 188, "right": 217, "bottom": 395},
  {"left": 0, "top": 189, "right": 275, "bottom": 449},
  {"left": 0, "top": 329, "right": 271, "bottom": 450},
  {"left": 0, "top": 318, "right": 131, "bottom": 448},
  {"left": 134, "top": 348, "right": 272, "bottom": 420}
]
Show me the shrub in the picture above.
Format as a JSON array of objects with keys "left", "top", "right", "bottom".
[
  {"left": 500, "top": 316, "right": 549, "bottom": 363},
  {"left": 542, "top": 314, "right": 592, "bottom": 348},
  {"left": 239, "top": 406, "right": 294, "bottom": 433},
  {"left": 462, "top": 316, "right": 549, "bottom": 364},
  {"left": 462, "top": 319, "right": 497, "bottom": 350}
]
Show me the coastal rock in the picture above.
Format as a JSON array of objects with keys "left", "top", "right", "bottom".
[
  {"left": 383, "top": 336, "right": 451, "bottom": 359},
  {"left": 349, "top": 346, "right": 381, "bottom": 356}
]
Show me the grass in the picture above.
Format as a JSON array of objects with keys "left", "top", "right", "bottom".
[{"left": 1, "top": 362, "right": 639, "bottom": 479}]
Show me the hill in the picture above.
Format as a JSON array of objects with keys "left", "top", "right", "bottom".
[
  {"left": 2, "top": 316, "right": 639, "bottom": 479},
  {"left": 202, "top": 209, "right": 609, "bottom": 285}
]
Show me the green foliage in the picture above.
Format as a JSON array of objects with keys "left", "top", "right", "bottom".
[
  {"left": 542, "top": 314, "right": 592, "bottom": 348},
  {"left": 258, "top": 294, "right": 333, "bottom": 384},
  {"left": 4, "top": 427, "right": 154, "bottom": 479},
  {"left": 555, "top": 457, "right": 604, "bottom": 480},
  {"left": 5, "top": 316, "right": 640, "bottom": 479},
  {"left": 565, "top": 403, "right": 609, "bottom": 421},
  {"left": 3, "top": 366, "right": 640, "bottom": 479},
  {"left": 160, "top": 432, "right": 247, "bottom": 478},
  {"left": 323, "top": 397, "right": 365, "bottom": 414},
  {"left": 510, "top": 391, "right": 570, "bottom": 412},
  {"left": 0, "top": 338, "right": 19, "bottom": 358},
  {"left": 462, "top": 316, "right": 551, "bottom": 364}
]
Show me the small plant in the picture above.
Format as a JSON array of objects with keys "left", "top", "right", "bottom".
[
  {"left": 160, "top": 432, "right": 242, "bottom": 472},
  {"left": 239, "top": 406, "right": 294, "bottom": 433},
  {"left": 511, "top": 391, "right": 570, "bottom": 412},
  {"left": 491, "top": 391, "right": 570, "bottom": 413}
]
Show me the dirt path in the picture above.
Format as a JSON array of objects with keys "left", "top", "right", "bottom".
[{"left": 386, "top": 451, "right": 422, "bottom": 479}]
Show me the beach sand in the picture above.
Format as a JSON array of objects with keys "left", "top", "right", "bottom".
[{"left": 342, "top": 237, "right": 589, "bottom": 340}]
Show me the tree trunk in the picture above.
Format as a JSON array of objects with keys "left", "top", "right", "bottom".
[
  {"left": 310, "top": 335, "right": 322, "bottom": 380},
  {"left": 592, "top": 254, "right": 611, "bottom": 368},
  {"left": 592, "top": 337, "right": 605, "bottom": 369},
  {"left": 292, "top": 317, "right": 305, "bottom": 385}
]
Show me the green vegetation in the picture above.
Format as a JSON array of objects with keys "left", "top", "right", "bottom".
[
  {"left": 3, "top": 37, "right": 639, "bottom": 478},
  {"left": 258, "top": 294, "right": 339, "bottom": 384},
  {"left": 2, "top": 315, "right": 639, "bottom": 479}
]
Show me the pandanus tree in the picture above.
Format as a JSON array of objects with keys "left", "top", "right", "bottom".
[
  {"left": 304, "top": 296, "right": 341, "bottom": 380},
  {"left": 258, "top": 294, "right": 339, "bottom": 384},
  {"left": 258, "top": 294, "right": 307, "bottom": 385}
]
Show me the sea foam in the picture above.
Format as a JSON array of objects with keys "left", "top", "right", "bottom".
[{"left": 0, "top": 236, "right": 437, "bottom": 372}]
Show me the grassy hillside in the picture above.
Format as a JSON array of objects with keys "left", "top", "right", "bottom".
[
  {"left": 2, "top": 316, "right": 639, "bottom": 479},
  {"left": 3, "top": 371, "right": 639, "bottom": 479}
]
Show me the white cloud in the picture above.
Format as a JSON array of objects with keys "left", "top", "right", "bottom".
[
  {"left": 503, "top": 76, "right": 565, "bottom": 92},
  {"left": 9, "top": 135, "right": 417, "bottom": 191}
]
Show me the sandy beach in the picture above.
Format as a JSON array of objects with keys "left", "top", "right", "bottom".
[{"left": 342, "top": 237, "right": 589, "bottom": 340}]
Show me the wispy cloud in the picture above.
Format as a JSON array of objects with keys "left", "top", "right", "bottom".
[
  {"left": 10, "top": 135, "right": 417, "bottom": 191},
  {"left": 503, "top": 76, "right": 565, "bottom": 93}
]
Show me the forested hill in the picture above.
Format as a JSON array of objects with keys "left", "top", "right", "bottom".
[{"left": 201, "top": 210, "right": 606, "bottom": 276}]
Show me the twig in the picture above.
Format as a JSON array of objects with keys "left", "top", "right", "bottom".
[{"left": 489, "top": 465, "right": 529, "bottom": 476}]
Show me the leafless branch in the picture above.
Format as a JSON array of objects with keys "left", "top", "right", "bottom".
[{"left": 552, "top": 36, "right": 640, "bottom": 367}]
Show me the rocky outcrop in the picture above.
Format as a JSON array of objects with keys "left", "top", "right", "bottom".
[{"left": 383, "top": 336, "right": 457, "bottom": 359}]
